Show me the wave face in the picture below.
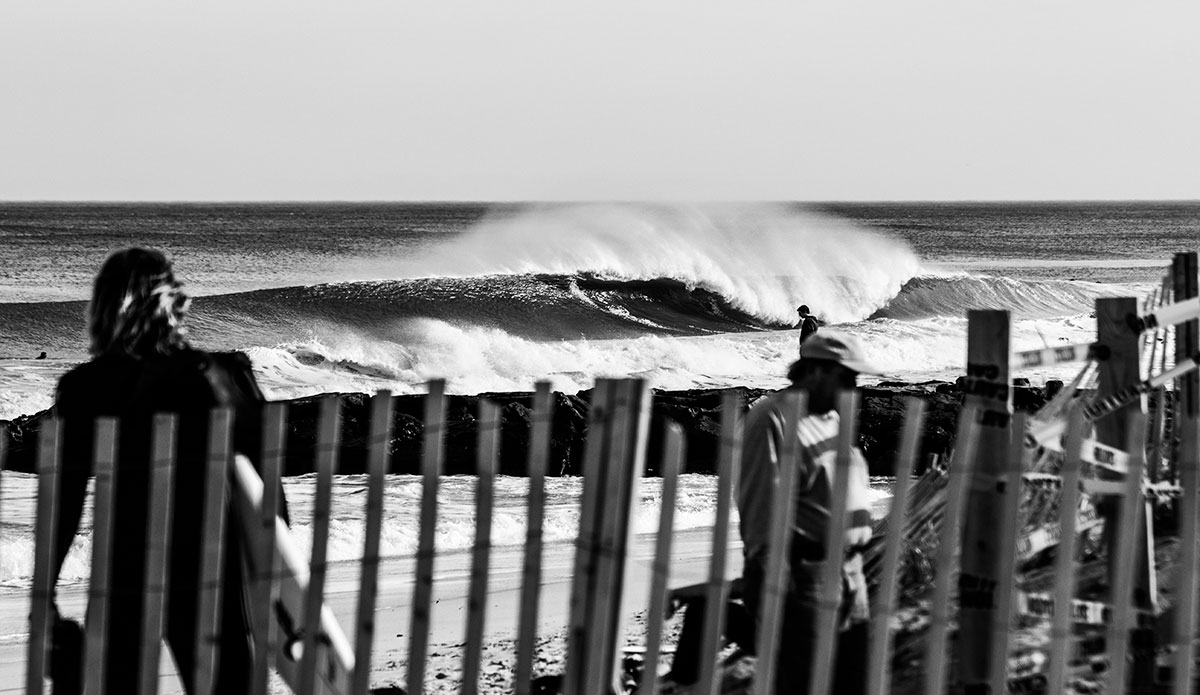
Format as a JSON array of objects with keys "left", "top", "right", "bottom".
[
  {"left": 400, "top": 203, "right": 923, "bottom": 325},
  {"left": 870, "top": 274, "right": 1126, "bottom": 321}
]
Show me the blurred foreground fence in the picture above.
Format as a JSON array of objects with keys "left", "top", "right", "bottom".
[{"left": 4, "top": 253, "right": 1200, "bottom": 695}]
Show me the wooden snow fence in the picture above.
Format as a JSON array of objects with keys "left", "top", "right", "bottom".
[{"left": 7, "top": 259, "right": 1200, "bottom": 694}]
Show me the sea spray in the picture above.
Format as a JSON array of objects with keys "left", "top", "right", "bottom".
[{"left": 405, "top": 203, "right": 922, "bottom": 324}]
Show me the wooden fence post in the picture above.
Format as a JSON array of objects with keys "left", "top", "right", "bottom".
[
  {"left": 810, "top": 390, "right": 860, "bottom": 695},
  {"left": 351, "top": 391, "right": 394, "bottom": 695},
  {"left": 1045, "top": 408, "right": 1087, "bottom": 695},
  {"left": 194, "top": 407, "right": 233, "bottom": 695},
  {"left": 139, "top": 414, "right": 178, "bottom": 695},
  {"left": 27, "top": 418, "right": 61, "bottom": 695},
  {"left": 1104, "top": 412, "right": 1149, "bottom": 694},
  {"left": 1171, "top": 251, "right": 1199, "bottom": 695},
  {"left": 750, "top": 390, "right": 805, "bottom": 695},
  {"left": 987, "top": 412, "right": 1025, "bottom": 695},
  {"left": 564, "top": 379, "right": 614, "bottom": 695},
  {"left": 250, "top": 402, "right": 286, "bottom": 695},
  {"left": 1095, "top": 296, "right": 1156, "bottom": 692},
  {"left": 84, "top": 419, "right": 118, "bottom": 695},
  {"left": 462, "top": 399, "right": 500, "bottom": 695},
  {"left": 298, "top": 396, "right": 342, "bottom": 695},
  {"left": 515, "top": 382, "right": 554, "bottom": 695},
  {"left": 407, "top": 379, "right": 447, "bottom": 695},
  {"left": 695, "top": 391, "right": 742, "bottom": 695},
  {"left": 636, "top": 421, "right": 684, "bottom": 695},
  {"left": 924, "top": 405, "right": 982, "bottom": 695},
  {"left": 584, "top": 379, "right": 649, "bottom": 695},
  {"left": 867, "top": 398, "right": 926, "bottom": 695},
  {"left": 958, "top": 309, "right": 1014, "bottom": 694},
  {"left": 0, "top": 422, "right": 6, "bottom": 522}
]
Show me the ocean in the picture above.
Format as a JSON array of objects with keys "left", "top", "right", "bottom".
[
  {"left": 2, "top": 201, "right": 1195, "bottom": 420},
  {"left": 0, "top": 200, "right": 1196, "bottom": 591}
]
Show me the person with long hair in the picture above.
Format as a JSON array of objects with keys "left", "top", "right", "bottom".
[{"left": 52, "top": 247, "right": 281, "bottom": 695}]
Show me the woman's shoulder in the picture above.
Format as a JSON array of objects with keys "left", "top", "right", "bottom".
[{"left": 57, "top": 354, "right": 132, "bottom": 392}]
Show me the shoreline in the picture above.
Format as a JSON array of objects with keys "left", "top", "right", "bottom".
[{"left": 1, "top": 379, "right": 1061, "bottom": 479}]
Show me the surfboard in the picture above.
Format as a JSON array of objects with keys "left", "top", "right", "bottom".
[{"left": 231, "top": 454, "right": 355, "bottom": 695}]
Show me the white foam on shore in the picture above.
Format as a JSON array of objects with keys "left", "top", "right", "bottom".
[{"left": 237, "top": 309, "right": 1098, "bottom": 409}]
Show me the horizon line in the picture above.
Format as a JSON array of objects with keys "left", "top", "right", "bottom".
[{"left": 2, "top": 198, "right": 1199, "bottom": 205}]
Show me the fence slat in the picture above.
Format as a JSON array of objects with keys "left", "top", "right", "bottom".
[
  {"left": 751, "top": 390, "right": 805, "bottom": 695},
  {"left": 193, "top": 407, "right": 233, "bottom": 695},
  {"left": 139, "top": 413, "right": 178, "bottom": 695},
  {"left": 584, "top": 379, "right": 648, "bottom": 695},
  {"left": 986, "top": 411, "right": 1025, "bottom": 695},
  {"left": 0, "top": 422, "right": 6, "bottom": 518},
  {"left": 1146, "top": 283, "right": 1168, "bottom": 483},
  {"left": 958, "top": 309, "right": 1013, "bottom": 691},
  {"left": 407, "top": 379, "right": 447, "bottom": 695},
  {"left": 83, "top": 419, "right": 118, "bottom": 695},
  {"left": 923, "top": 405, "right": 982, "bottom": 695},
  {"left": 694, "top": 391, "right": 742, "bottom": 695},
  {"left": 1104, "top": 412, "right": 1149, "bottom": 694},
  {"left": 462, "top": 399, "right": 500, "bottom": 695},
  {"left": 515, "top": 382, "right": 553, "bottom": 695},
  {"left": 27, "top": 418, "right": 62, "bottom": 695},
  {"left": 1172, "top": 251, "right": 1199, "bottom": 695},
  {"left": 1046, "top": 407, "right": 1087, "bottom": 695},
  {"left": 351, "top": 391, "right": 394, "bottom": 695},
  {"left": 867, "top": 398, "right": 926, "bottom": 695},
  {"left": 299, "top": 396, "right": 342, "bottom": 695},
  {"left": 637, "top": 421, "right": 684, "bottom": 695},
  {"left": 809, "top": 390, "right": 859, "bottom": 695},
  {"left": 564, "top": 379, "right": 614, "bottom": 695},
  {"left": 251, "top": 402, "right": 287, "bottom": 695}
]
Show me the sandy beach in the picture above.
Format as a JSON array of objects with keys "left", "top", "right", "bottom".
[{"left": 0, "top": 527, "right": 737, "bottom": 694}]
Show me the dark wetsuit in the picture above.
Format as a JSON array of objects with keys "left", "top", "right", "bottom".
[
  {"left": 54, "top": 349, "right": 285, "bottom": 695},
  {"left": 799, "top": 315, "right": 819, "bottom": 345}
]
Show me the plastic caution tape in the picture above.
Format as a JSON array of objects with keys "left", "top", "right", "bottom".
[
  {"left": 1082, "top": 352, "right": 1200, "bottom": 422},
  {"left": 1022, "top": 426, "right": 1131, "bottom": 476},
  {"left": 1126, "top": 296, "right": 1200, "bottom": 333},
  {"left": 1014, "top": 343, "right": 1096, "bottom": 368},
  {"left": 1079, "top": 438, "right": 1129, "bottom": 474},
  {"left": 1015, "top": 513, "right": 1102, "bottom": 562},
  {"left": 1021, "top": 472, "right": 1063, "bottom": 490},
  {"left": 1015, "top": 590, "right": 1156, "bottom": 627}
]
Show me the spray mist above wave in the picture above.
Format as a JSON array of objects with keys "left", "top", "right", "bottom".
[{"left": 404, "top": 203, "right": 922, "bottom": 324}]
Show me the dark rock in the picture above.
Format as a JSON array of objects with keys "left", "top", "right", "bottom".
[{"left": 0, "top": 381, "right": 1052, "bottom": 479}]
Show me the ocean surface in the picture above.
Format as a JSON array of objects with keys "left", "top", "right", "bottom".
[
  {"left": 2, "top": 201, "right": 1195, "bottom": 420},
  {"left": 0, "top": 200, "right": 1196, "bottom": 590}
]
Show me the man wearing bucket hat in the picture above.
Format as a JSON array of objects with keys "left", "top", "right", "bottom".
[{"left": 737, "top": 330, "right": 883, "bottom": 695}]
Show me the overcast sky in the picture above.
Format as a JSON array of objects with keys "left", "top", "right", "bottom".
[{"left": 2, "top": 2, "right": 1198, "bottom": 202}]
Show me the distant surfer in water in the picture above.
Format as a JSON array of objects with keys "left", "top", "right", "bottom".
[
  {"left": 51, "top": 248, "right": 283, "bottom": 695},
  {"left": 36, "top": 351, "right": 47, "bottom": 359},
  {"left": 797, "top": 304, "right": 819, "bottom": 348}
]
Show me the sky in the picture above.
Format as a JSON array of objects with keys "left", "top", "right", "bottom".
[{"left": 2, "top": 2, "right": 1198, "bottom": 202}]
